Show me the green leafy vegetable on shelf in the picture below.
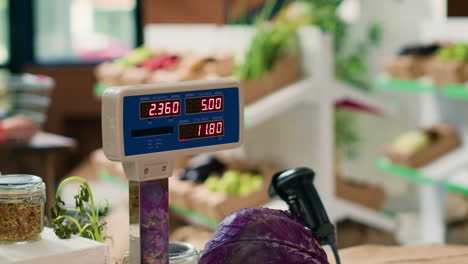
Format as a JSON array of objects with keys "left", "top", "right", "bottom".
[
  {"left": 278, "top": 0, "right": 383, "bottom": 91},
  {"left": 437, "top": 43, "right": 468, "bottom": 62},
  {"left": 335, "top": 109, "right": 359, "bottom": 159},
  {"left": 113, "top": 46, "right": 153, "bottom": 67},
  {"left": 235, "top": 0, "right": 299, "bottom": 80},
  {"left": 205, "top": 170, "right": 263, "bottom": 196},
  {"left": 51, "top": 177, "right": 109, "bottom": 242}
]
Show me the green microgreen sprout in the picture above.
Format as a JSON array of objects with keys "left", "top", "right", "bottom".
[{"left": 51, "top": 177, "right": 109, "bottom": 242}]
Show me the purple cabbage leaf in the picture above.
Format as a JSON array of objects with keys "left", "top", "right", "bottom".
[{"left": 200, "top": 207, "right": 329, "bottom": 264}]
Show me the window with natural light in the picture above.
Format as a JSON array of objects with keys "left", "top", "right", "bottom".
[
  {"left": 35, "top": 0, "right": 136, "bottom": 62},
  {"left": 0, "top": 0, "right": 8, "bottom": 65}
]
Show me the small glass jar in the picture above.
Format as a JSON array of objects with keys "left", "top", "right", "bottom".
[
  {"left": 169, "top": 242, "right": 200, "bottom": 264},
  {"left": 0, "top": 174, "right": 46, "bottom": 244},
  {"left": 122, "top": 242, "right": 200, "bottom": 264}
]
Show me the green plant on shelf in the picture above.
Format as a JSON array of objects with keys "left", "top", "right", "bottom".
[
  {"left": 277, "top": 0, "right": 384, "bottom": 91},
  {"left": 51, "top": 177, "right": 109, "bottom": 242},
  {"left": 335, "top": 109, "right": 359, "bottom": 160},
  {"left": 235, "top": 0, "right": 300, "bottom": 81}
]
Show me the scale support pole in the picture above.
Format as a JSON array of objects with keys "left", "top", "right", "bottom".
[{"left": 129, "top": 179, "right": 169, "bottom": 264}]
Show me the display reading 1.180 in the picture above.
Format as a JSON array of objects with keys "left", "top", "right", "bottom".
[
  {"left": 179, "top": 121, "right": 224, "bottom": 140},
  {"left": 140, "top": 99, "right": 180, "bottom": 118},
  {"left": 185, "top": 96, "right": 223, "bottom": 114}
]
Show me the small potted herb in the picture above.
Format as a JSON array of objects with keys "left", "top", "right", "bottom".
[{"left": 51, "top": 177, "right": 109, "bottom": 242}]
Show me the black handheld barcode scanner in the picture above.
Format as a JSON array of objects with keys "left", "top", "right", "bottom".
[{"left": 268, "top": 168, "right": 341, "bottom": 264}]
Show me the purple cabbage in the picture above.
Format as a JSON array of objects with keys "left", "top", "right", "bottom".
[{"left": 200, "top": 208, "right": 329, "bottom": 264}]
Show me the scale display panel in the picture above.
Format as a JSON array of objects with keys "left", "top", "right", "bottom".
[{"left": 122, "top": 87, "right": 240, "bottom": 156}]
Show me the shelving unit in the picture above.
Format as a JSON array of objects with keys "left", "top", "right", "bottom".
[
  {"left": 442, "top": 84, "right": 468, "bottom": 100},
  {"left": 376, "top": 144, "right": 468, "bottom": 188},
  {"left": 141, "top": 24, "right": 397, "bottom": 233},
  {"left": 375, "top": 147, "right": 468, "bottom": 243},
  {"left": 445, "top": 170, "right": 468, "bottom": 196},
  {"left": 245, "top": 78, "right": 312, "bottom": 128},
  {"left": 373, "top": 20, "right": 468, "bottom": 244},
  {"left": 375, "top": 75, "right": 436, "bottom": 94},
  {"left": 169, "top": 205, "right": 220, "bottom": 230},
  {"left": 375, "top": 74, "right": 468, "bottom": 101}
]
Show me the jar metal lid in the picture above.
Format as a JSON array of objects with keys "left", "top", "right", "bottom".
[
  {"left": 0, "top": 175, "right": 45, "bottom": 203},
  {"left": 0, "top": 175, "right": 43, "bottom": 186}
]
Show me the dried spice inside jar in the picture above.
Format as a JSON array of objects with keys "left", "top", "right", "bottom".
[
  {"left": 0, "top": 203, "right": 43, "bottom": 242},
  {"left": 0, "top": 174, "right": 46, "bottom": 244}
]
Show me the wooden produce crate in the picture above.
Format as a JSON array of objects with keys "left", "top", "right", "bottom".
[
  {"left": 384, "top": 124, "right": 461, "bottom": 168},
  {"left": 169, "top": 159, "right": 278, "bottom": 222},
  {"left": 242, "top": 54, "right": 301, "bottom": 105},
  {"left": 383, "top": 55, "right": 433, "bottom": 80},
  {"left": 336, "top": 175, "right": 385, "bottom": 211},
  {"left": 427, "top": 59, "right": 468, "bottom": 85}
]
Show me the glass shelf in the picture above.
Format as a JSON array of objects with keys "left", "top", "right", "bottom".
[
  {"left": 442, "top": 84, "right": 468, "bottom": 100},
  {"left": 169, "top": 205, "right": 220, "bottom": 230},
  {"left": 376, "top": 75, "right": 468, "bottom": 101},
  {"left": 375, "top": 76, "right": 436, "bottom": 93},
  {"left": 375, "top": 158, "right": 434, "bottom": 185},
  {"left": 375, "top": 158, "right": 468, "bottom": 196}
]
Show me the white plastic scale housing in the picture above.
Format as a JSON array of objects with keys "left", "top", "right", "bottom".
[{"left": 102, "top": 79, "right": 244, "bottom": 181}]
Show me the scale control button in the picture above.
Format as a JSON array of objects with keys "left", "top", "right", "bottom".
[{"left": 145, "top": 162, "right": 169, "bottom": 179}]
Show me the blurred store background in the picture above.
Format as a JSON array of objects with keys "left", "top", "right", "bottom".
[{"left": 2, "top": 0, "right": 468, "bottom": 263}]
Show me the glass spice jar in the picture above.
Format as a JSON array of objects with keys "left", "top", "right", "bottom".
[{"left": 0, "top": 174, "right": 46, "bottom": 244}]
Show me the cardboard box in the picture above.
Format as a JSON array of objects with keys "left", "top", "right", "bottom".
[
  {"left": 329, "top": 244, "right": 468, "bottom": 264},
  {"left": 384, "top": 124, "right": 461, "bottom": 168},
  {"left": 169, "top": 175, "right": 196, "bottom": 210},
  {"left": 336, "top": 220, "right": 397, "bottom": 248},
  {"left": 170, "top": 226, "right": 213, "bottom": 250},
  {"left": 94, "top": 62, "right": 126, "bottom": 86},
  {"left": 242, "top": 54, "right": 301, "bottom": 105},
  {"left": 427, "top": 59, "right": 468, "bottom": 85},
  {"left": 336, "top": 175, "right": 385, "bottom": 211},
  {"left": 383, "top": 55, "right": 433, "bottom": 80}
]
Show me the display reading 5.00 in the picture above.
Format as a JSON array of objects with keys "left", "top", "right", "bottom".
[
  {"left": 186, "top": 96, "right": 223, "bottom": 114},
  {"left": 140, "top": 99, "right": 180, "bottom": 118},
  {"left": 179, "top": 121, "right": 224, "bottom": 140}
]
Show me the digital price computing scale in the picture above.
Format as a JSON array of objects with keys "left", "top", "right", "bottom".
[{"left": 102, "top": 80, "right": 243, "bottom": 264}]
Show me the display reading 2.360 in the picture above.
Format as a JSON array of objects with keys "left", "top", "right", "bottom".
[{"left": 140, "top": 99, "right": 180, "bottom": 118}]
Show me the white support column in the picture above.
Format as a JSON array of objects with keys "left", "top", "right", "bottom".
[
  {"left": 419, "top": 184, "right": 446, "bottom": 243},
  {"left": 417, "top": 92, "right": 445, "bottom": 244},
  {"left": 315, "top": 33, "right": 336, "bottom": 213},
  {"left": 317, "top": 96, "right": 336, "bottom": 210}
]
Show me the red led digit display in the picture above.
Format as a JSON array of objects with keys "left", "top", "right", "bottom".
[
  {"left": 185, "top": 96, "right": 223, "bottom": 114},
  {"left": 140, "top": 99, "right": 180, "bottom": 118},
  {"left": 179, "top": 121, "right": 224, "bottom": 140}
]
